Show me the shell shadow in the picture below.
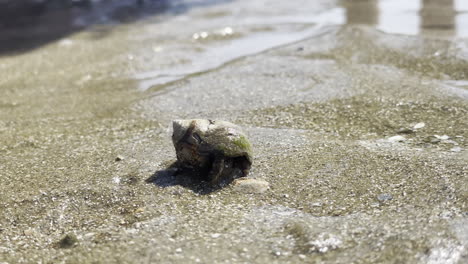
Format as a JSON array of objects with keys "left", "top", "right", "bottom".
[{"left": 145, "top": 162, "right": 221, "bottom": 195}]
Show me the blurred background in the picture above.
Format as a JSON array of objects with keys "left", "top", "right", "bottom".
[
  {"left": 0, "top": 0, "right": 468, "bottom": 53},
  {"left": 1, "top": 1, "right": 467, "bottom": 263},
  {"left": 1, "top": 0, "right": 468, "bottom": 55}
]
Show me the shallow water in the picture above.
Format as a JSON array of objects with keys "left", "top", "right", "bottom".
[{"left": 0, "top": 0, "right": 467, "bottom": 263}]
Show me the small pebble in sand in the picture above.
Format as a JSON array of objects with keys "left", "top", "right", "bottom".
[
  {"left": 397, "top": 128, "right": 414, "bottom": 134},
  {"left": 233, "top": 178, "right": 269, "bottom": 194},
  {"left": 424, "top": 136, "right": 440, "bottom": 144},
  {"left": 211, "top": 233, "right": 221, "bottom": 238},
  {"left": 450, "top": 147, "right": 462, "bottom": 152},
  {"left": 434, "top": 135, "right": 450, "bottom": 140},
  {"left": 377, "top": 193, "right": 393, "bottom": 202},
  {"left": 413, "top": 122, "right": 425, "bottom": 129},
  {"left": 57, "top": 234, "right": 78, "bottom": 249},
  {"left": 388, "top": 135, "right": 406, "bottom": 143},
  {"left": 23, "top": 228, "right": 37, "bottom": 237}
]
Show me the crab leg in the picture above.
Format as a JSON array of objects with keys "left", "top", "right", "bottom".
[{"left": 209, "top": 156, "right": 225, "bottom": 184}]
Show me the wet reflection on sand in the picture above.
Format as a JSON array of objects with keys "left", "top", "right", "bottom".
[
  {"left": 421, "top": 0, "right": 455, "bottom": 37},
  {"left": 344, "top": 0, "right": 379, "bottom": 26},
  {"left": 342, "top": 0, "right": 467, "bottom": 38}
]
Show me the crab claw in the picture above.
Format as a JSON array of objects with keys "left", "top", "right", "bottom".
[{"left": 172, "top": 119, "right": 192, "bottom": 143}]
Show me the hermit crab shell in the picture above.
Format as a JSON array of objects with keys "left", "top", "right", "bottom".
[{"left": 172, "top": 119, "right": 253, "bottom": 182}]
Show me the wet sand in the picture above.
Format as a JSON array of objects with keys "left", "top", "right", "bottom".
[{"left": 0, "top": 0, "right": 467, "bottom": 263}]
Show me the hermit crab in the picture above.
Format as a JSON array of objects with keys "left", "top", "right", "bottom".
[{"left": 172, "top": 119, "right": 252, "bottom": 185}]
